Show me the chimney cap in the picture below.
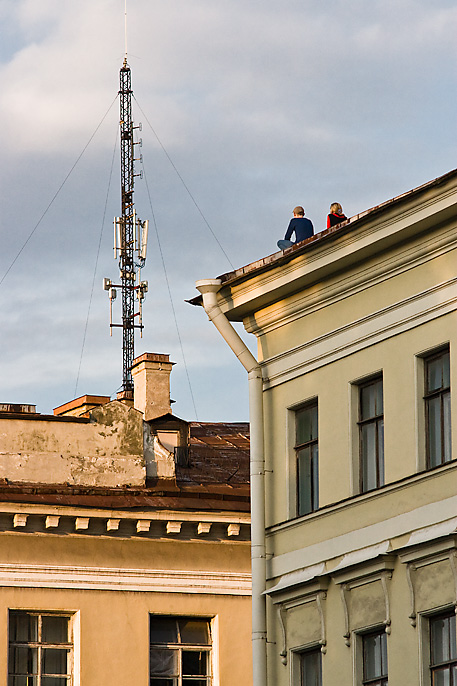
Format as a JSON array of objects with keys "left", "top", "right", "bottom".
[{"left": 132, "top": 352, "right": 175, "bottom": 367}]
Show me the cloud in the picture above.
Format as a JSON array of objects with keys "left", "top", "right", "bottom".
[{"left": 0, "top": 0, "right": 455, "bottom": 419}]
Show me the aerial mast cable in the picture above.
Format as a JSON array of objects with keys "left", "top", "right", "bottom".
[{"left": 104, "top": 59, "right": 149, "bottom": 399}]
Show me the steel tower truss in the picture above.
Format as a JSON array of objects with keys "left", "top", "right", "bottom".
[{"left": 104, "top": 60, "right": 149, "bottom": 399}]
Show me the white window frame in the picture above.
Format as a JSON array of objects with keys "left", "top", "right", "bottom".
[
  {"left": 286, "top": 396, "right": 318, "bottom": 519},
  {"left": 415, "top": 342, "right": 451, "bottom": 473},
  {"left": 418, "top": 605, "right": 456, "bottom": 686},
  {"left": 149, "top": 614, "right": 214, "bottom": 686},
  {"left": 349, "top": 370, "right": 384, "bottom": 496},
  {"left": 290, "top": 642, "right": 323, "bottom": 686},
  {"left": 8, "top": 609, "right": 76, "bottom": 686}
]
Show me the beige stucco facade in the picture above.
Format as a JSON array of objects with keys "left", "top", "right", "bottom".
[{"left": 196, "top": 170, "right": 457, "bottom": 685}]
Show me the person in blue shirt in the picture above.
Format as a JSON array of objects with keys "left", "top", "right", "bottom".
[{"left": 277, "top": 206, "right": 314, "bottom": 250}]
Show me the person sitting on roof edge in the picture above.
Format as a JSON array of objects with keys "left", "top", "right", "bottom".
[
  {"left": 277, "top": 206, "right": 314, "bottom": 250},
  {"left": 327, "top": 202, "right": 347, "bottom": 228}
]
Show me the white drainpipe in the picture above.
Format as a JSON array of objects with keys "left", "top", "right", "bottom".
[{"left": 195, "top": 279, "right": 267, "bottom": 686}]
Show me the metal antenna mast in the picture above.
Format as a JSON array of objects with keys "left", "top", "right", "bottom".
[{"left": 104, "top": 59, "right": 149, "bottom": 399}]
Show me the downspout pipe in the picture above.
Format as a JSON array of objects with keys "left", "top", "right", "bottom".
[{"left": 195, "top": 279, "right": 267, "bottom": 686}]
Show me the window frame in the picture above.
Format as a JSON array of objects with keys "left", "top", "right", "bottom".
[
  {"left": 424, "top": 346, "right": 451, "bottom": 469},
  {"left": 294, "top": 399, "right": 319, "bottom": 517},
  {"left": 149, "top": 615, "right": 213, "bottom": 686},
  {"left": 8, "top": 610, "right": 74, "bottom": 686},
  {"left": 358, "top": 375, "right": 384, "bottom": 493},
  {"left": 429, "top": 610, "right": 457, "bottom": 686},
  {"left": 299, "top": 645, "right": 322, "bottom": 686},
  {"left": 361, "top": 628, "right": 388, "bottom": 686}
]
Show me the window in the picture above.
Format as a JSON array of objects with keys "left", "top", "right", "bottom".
[
  {"left": 8, "top": 611, "right": 73, "bottom": 685},
  {"left": 149, "top": 616, "right": 212, "bottom": 685},
  {"left": 300, "top": 648, "right": 322, "bottom": 686},
  {"left": 425, "top": 347, "right": 451, "bottom": 468},
  {"left": 362, "top": 629, "right": 388, "bottom": 685},
  {"left": 295, "top": 400, "right": 318, "bottom": 516},
  {"left": 430, "top": 612, "right": 456, "bottom": 685},
  {"left": 358, "top": 377, "right": 384, "bottom": 492}
]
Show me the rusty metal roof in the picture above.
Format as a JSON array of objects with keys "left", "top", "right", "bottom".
[{"left": 177, "top": 422, "right": 250, "bottom": 486}]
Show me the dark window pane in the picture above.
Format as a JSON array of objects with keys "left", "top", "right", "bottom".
[
  {"left": 41, "top": 679, "right": 69, "bottom": 686},
  {"left": 150, "top": 618, "right": 178, "bottom": 645},
  {"left": 301, "top": 650, "right": 321, "bottom": 686},
  {"left": 431, "top": 616, "right": 451, "bottom": 664},
  {"left": 9, "top": 646, "right": 37, "bottom": 675},
  {"left": 427, "top": 356, "right": 446, "bottom": 393},
  {"left": 427, "top": 396, "right": 442, "bottom": 468},
  {"left": 378, "top": 419, "right": 385, "bottom": 487},
  {"left": 361, "top": 423, "right": 377, "bottom": 491},
  {"left": 9, "top": 678, "right": 37, "bottom": 686},
  {"left": 182, "top": 681, "right": 208, "bottom": 686},
  {"left": 42, "top": 649, "right": 69, "bottom": 675},
  {"left": 150, "top": 649, "right": 178, "bottom": 676},
  {"left": 149, "top": 680, "right": 174, "bottom": 686},
  {"left": 363, "top": 632, "right": 387, "bottom": 680},
  {"left": 360, "top": 379, "right": 383, "bottom": 421},
  {"left": 432, "top": 667, "right": 450, "bottom": 686},
  {"left": 443, "top": 392, "right": 451, "bottom": 463},
  {"left": 297, "top": 447, "right": 313, "bottom": 516},
  {"left": 311, "top": 445, "right": 319, "bottom": 510},
  {"left": 182, "top": 651, "right": 208, "bottom": 676},
  {"left": 9, "top": 614, "right": 38, "bottom": 643},
  {"left": 41, "top": 617, "right": 69, "bottom": 645},
  {"left": 179, "top": 620, "right": 210, "bottom": 646},
  {"left": 297, "top": 445, "right": 319, "bottom": 515},
  {"left": 296, "top": 404, "right": 318, "bottom": 445}
]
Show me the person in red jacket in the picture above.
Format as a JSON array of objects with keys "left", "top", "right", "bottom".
[{"left": 327, "top": 203, "right": 347, "bottom": 228}]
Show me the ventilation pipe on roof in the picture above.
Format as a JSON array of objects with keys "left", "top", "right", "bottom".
[{"left": 195, "top": 279, "right": 266, "bottom": 686}]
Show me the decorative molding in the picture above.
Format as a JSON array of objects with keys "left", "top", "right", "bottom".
[
  {"left": 246, "top": 230, "right": 457, "bottom": 337},
  {"left": 166, "top": 521, "right": 182, "bottom": 534},
  {"left": 13, "top": 514, "right": 27, "bottom": 527},
  {"left": 340, "top": 583, "right": 351, "bottom": 647},
  {"left": 405, "top": 563, "right": 417, "bottom": 627},
  {"left": 277, "top": 604, "right": 287, "bottom": 666},
  {"left": 269, "top": 494, "right": 457, "bottom": 580},
  {"left": 75, "top": 518, "right": 89, "bottom": 531},
  {"left": 106, "top": 519, "right": 120, "bottom": 531},
  {"left": 197, "top": 522, "right": 212, "bottom": 535},
  {"left": 262, "top": 279, "right": 457, "bottom": 389},
  {"left": 449, "top": 552, "right": 457, "bottom": 606},
  {"left": 381, "top": 571, "right": 392, "bottom": 634},
  {"left": 227, "top": 524, "right": 240, "bottom": 537},
  {"left": 316, "top": 590, "right": 327, "bottom": 653},
  {"left": 45, "top": 516, "right": 59, "bottom": 528},
  {"left": 0, "top": 563, "right": 252, "bottom": 596},
  {"left": 136, "top": 520, "right": 150, "bottom": 533}
]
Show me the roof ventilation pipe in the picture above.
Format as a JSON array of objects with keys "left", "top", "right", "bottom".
[{"left": 195, "top": 279, "right": 266, "bottom": 686}]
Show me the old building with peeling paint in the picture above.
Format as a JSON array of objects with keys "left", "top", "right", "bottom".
[{"left": 0, "top": 353, "right": 252, "bottom": 685}]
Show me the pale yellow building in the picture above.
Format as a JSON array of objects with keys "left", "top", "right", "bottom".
[
  {"left": 193, "top": 169, "right": 457, "bottom": 685},
  {"left": 0, "top": 353, "right": 252, "bottom": 685}
]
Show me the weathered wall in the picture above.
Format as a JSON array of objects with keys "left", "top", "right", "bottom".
[
  {"left": 0, "top": 401, "right": 146, "bottom": 487},
  {"left": 0, "top": 531, "right": 252, "bottom": 686}
]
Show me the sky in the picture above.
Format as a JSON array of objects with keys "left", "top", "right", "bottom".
[{"left": 0, "top": 0, "right": 456, "bottom": 422}]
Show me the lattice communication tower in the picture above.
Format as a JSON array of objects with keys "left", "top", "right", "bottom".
[{"left": 104, "top": 59, "right": 149, "bottom": 399}]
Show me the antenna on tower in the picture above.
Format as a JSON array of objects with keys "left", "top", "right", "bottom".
[{"left": 104, "top": 59, "right": 149, "bottom": 400}]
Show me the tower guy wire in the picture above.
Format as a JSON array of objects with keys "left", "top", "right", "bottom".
[
  {"left": 141, "top": 157, "right": 200, "bottom": 421},
  {"left": 74, "top": 131, "right": 119, "bottom": 399},
  {"left": 133, "top": 96, "right": 235, "bottom": 271},
  {"left": 0, "top": 96, "right": 118, "bottom": 289}
]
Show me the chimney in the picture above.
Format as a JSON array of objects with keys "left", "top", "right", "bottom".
[{"left": 131, "top": 353, "right": 174, "bottom": 421}]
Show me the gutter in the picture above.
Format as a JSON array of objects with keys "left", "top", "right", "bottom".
[{"left": 195, "top": 279, "right": 267, "bottom": 686}]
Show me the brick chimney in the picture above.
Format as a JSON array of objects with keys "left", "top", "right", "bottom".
[{"left": 131, "top": 353, "right": 174, "bottom": 421}]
